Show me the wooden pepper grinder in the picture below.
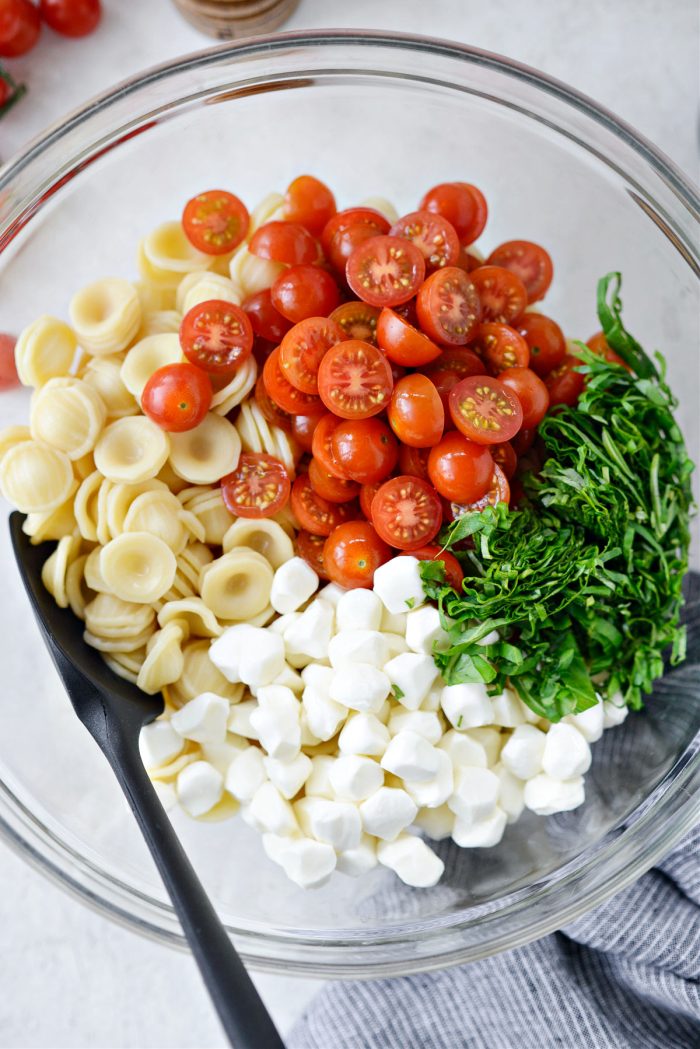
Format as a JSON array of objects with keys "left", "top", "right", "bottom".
[{"left": 172, "top": 0, "right": 299, "bottom": 39}]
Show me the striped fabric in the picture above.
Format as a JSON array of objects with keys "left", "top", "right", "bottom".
[{"left": 289, "top": 578, "right": 700, "bottom": 1049}]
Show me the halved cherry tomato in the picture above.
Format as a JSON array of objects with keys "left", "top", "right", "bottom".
[
  {"left": 254, "top": 374, "right": 293, "bottom": 431},
  {"left": 416, "top": 267, "right": 481, "bottom": 346},
  {"left": 279, "top": 316, "right": 345, "bottom": 394},
  {"left": 221, "top": 452, "right": 290, "bottom": 519},
  {"left": 317, "top": 340, "right": 393, "bottom": 420},
  {"left": 40, "top": 0, "right": 100, "bottom": 37},
  {"left": 180, "top": 300, "right": 253, "bottom": 375},
  {"left": 271, "top": 265, "right": 340, "bottom": 323},
  {"left": 249, "top": 221, "right": 319, "bottom": 266},
  {"left": 487, "top": 241, "right": 553, "bottom": 303},
  {"left": 470, "top": 266, "right": 528, "bottom": 325},
  {"left": 331, "top": 417, "right": 399, "bottom": 485},
  {"left": 323, "top": 521, "right": 392, "bottom": 589},
  {"left": 308, "top": 458, "right": 360, "bottom": 503},
  {"left": 371, "top": 475, "right": 442, "bottom": 551},
  {"left": 587, "top": 331, "right": 630, "bottom": 369},
  {"left": 291, "top": 473, "right": 356, "bottom": 536},
  {"left": 311, "top": 413, "right": 346, "bottom": 476},
  {"left": 182, "top": 190, "right": 249, "bottom": 255},
  {"left": 411, "top": 545, "right": 464, "bottom": 591},
  {"left": 0, "top": 333, "right": 19, "bottom": 389},
  {"left": 512, "top": 428, "right": 536, "bottom": 455},
  {"left": 449, "top": 462, "right": 511, "bottom": 517},
  {"left": 491, "top": 440, "right": 518, "bottom": 480},
  {"left": 243, "top": 288, "right": 292, "bottom": 343},
  {"left": 398, "top": 444, "right": 430, "bottom": 481},
  {"left": 262, "top": 347, "right": 323, "bottom": 414},
  {"left": 393, "top": 296, "right": 419, "bottom": 327},
  {"left": 321, "top": 208, "right": 390, "bottom": 272},
  {"left": 449, "top": 374, "right": 523, "bottom": 445},
  {"left": 473, "top": 322, "right": 530, "bottom": 374},
  {"left": 376, "top": 308, "right": 442, "bottom": 367},
  {"left": 284, "top": 175, "right": 336, "bottom": 236},
  {"left": 330, "top": 301, "right": 381, "bottom": 344},
  {"left": 518, "top": 313, "right": 566, "bottom": 376},
  {"left": 419, "top": 183, "right": 488, "bottom": 245},
  {"left": 141, "top": 363, "right": 212, "bottom": 432},
  {"left": 427, "top": 346, "right": 485, "bottom": 378},
  {"left": 388, "top": 374, "right": 444, "bottom": 448},
  {"left": 296, "top": 529, "right": 331, "bottom": 579},
  {"left": 389, "top": 210, "right": 460, "bottom": 271},
  {"left": 424, "top": 369, "right": 460, "bottom": 415},
  {"left": 291, "top": 403, "right": 327, "bottom": 453},
  {"left": 360, "top": 482, "right": 382, "bottom": 519},
  {"left": 346, "top": 236, "right": 425, "bottom": 308},
  {"left": 545, "top": 354, "right": 586, "bottom": 407},
  {"left": 455, "top": 247, "right": 483, "bottom": 273},
  {"left": 427, "top": 431, "right": 494, "bottom": 503},
  {"left": 498, "top": 367, "right": 550, "bottom": 429}
]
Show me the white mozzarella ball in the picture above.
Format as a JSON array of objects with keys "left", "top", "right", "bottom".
[
  {"left": 317, "top": 581, "right": 346, "bottom": 607},
  {"left": 384, "top": 632, "right": 409, "bottom": 659},
  {"left": 225, "top": 746, "right": 267, "bottom": 802},
  {"left": 377, "top": 834, "right": 444, "bottom": 887},
  {"left": 405, "top": 605, "right": 449, "bottom": 655},
  {"left": 170, "top": 692, "right": 229, "bottom": 745},
  {"left": 176, "top": 760, "right": 224, "bottom": 817},
  {"left": 237, "top": 630, "right": 286, "bottom": 688},
  {"left": 338, "top": 713, "right": 391, "bottom": 757},
  {"left": 375, "top": 698, "right": 392, "bottom": 724},
  {"left": 299, "top": 713, "right": 322, "bottom": 748},
  {"left": 404, "top": 748, "right": 454, "bottom": 808},
  {"left": 249, "top": 781, "right": 298, "bottom": 835},
  {"left": 301, "top": 686, "right": 347, "bottom": 741},
  {"left": 305, "top": 755, "right": 335, "bottom": 798},
  {"left": 440, "top": 681, "right": 493, "bottom": 729},
  {"left": 284, "top": 598, "right": 335, "bottom": 662},
  {"left": 413, "top": 802, "right": 455, "bottom": 841},
  {"left": 523, "top": 774, "right": 585, "bottom": 815},
  {"left": 467, "top": 726, "right": 503, "bottom": 766},
  {"left": 476, "top": 629, "right": 501, "bottom": 646},
  {"left": 139, "top": 719, "right": 184, "bottom": 769},
  {"left": 263, "top": 752, "right": 313, "bottom": 799},
  {"left": 301, "top": 663, "right": 335, "bottom": 694},
  {"left": 329, "top": 755, "right": 384, "bottom": 801},
  {"left": 372, "top": 556, "right": 426, "bottom": 615},
  {"left": 490, "top": 687, "right": 526, "bottom": 728},
  {"left": 518, "top": 698, "right": 543, "bottom": 724},
  {"left": 448, "top": 766, "right": 500, "bottom": 824},
  {"left": 262, "top": 833, "right": 336, "bottom": 889},
  {"left": 381, "top": 730, "right": 440, "bottom": 782},
  {"left": 564, "top": 698, "right": 604, "bottom": 742},
  {"left": 494, "top": 762, "right": 525, "bottom": 823},
  {"left": 208, "top": 624, "right": 258, "bottom": 683},
  {"left": 603, "top": 696, "right": 629, "bottom": 728},
  {"left": 452, "top": 806, "right": 507, "bottom": 848},
  {"left": 384, "top": 651, "right": 439, "bottom": 711},
  {"left": 270, "top": 556, "right": 319, "bottom": 614},
  {"left": 268, "top": 612, "right": 301, "bottom": 636},
  {"left": 250, "top": 685, "right": 301, "bottom": 760},
  {"left": 500, "top": 724, "right": 546, "bottom": 779},
  {"left": 295, "top": 796, "right": 362, "bottom": 851},
  {"left": 359, "top": 787, "right": 418, "bottom": 841},
  {"left": 328, "top": 629, "right": 389, "bottom": 670},
  {"left": 329, "top": 664, "right": 391, "bottom": 713},
  {"left": 438, "top": 729, "right": 488, "bottom": 769},
  {"left": 421, "top": 686, "right": 442, "bottom": 712},
  {"left": 381, "top": 608, "right": 407, "bottom": 634},
  {"left": 388, "top": 709, "right": 443, "bottom": 745},
  {"left": 271, "top": 663, "right": 304, "bottom": 694},
  {"left": 227, "top": 698, "right": 260, "bottom": 740},
  {"left": 201, "top": 734, "right": 248, "bottom": 776},
  {"left": 542, "top": 723, "right": 592, "bottom": 780},
  {"left": 336, "top": 834, "right": 378, "bottom": 877},
  {"left": 336, "top": 588, "right": 383, "bottom": 631}
]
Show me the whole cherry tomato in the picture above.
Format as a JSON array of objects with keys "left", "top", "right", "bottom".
[
  {"left": 388, "top": 374, "right": 444, "bottom": 448},
  {"left": 498, "top": 366, "right": 550, "bottom": 429},
  {"left": 323, "top": 520, "right": 392, "bottom": 589},
  {"left": 1, "top": 0, "right": 41, "bottom": 56},
  {"left": 141, "top": 363, "right": 212, "bottom": 432},
  {"left": 40, "top": 0, "right": 100, "bottom": 37},
  {"left": 427, "top": 431, "right": 494, "bottom": 503},
  {"left": 331, "top": 417, "right": 399, "bottom": 485}
]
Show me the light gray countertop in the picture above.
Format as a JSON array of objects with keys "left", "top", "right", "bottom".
[{"left": 0, "top": 1, "right": 697, "bottom": 1046}]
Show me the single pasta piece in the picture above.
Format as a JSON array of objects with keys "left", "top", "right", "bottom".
[
  {"left": 137, "top": 621, "right": 188, "bottom": 695},
  {"left": 143, "top": 221, "right": 212, "bottom": 274},
  {"left": 199, "top": 547, "right": 274, "bottom": 621},
  {"left": 249, "top": 192, "right": 286, "bottom": 233},
  {"left": 168, "top": 412, "right": 241, "bottom": 485},
  {"left": 234, "top": 603, "right": 276, "bottom": 628},
  {"left": 178, "top": 486, "right": 233, "bottom": 545},
  {"left": 136, "top": 240, "right": 184, "bottom": 291},
  {"left": 104, "top": 478, "right": 168, "bottom": 538},
  {"left": 158, "top": 597, "right": 222, "bottom": 638},
  {"left": 94, "top": 416, "right": 170, "bottom": 483},
  {"left": 103, "top": 648, "right": 147, "bottom": 685},
  {"left": 41, "top": 534, "right": 82, "bottom": 609},
  {"left": 83, "top": 356, "right": 138, "bottom": 419},
  {"left": 23, "top": 494, "right": 78, "bottom": 544},
  {"left": 83, "top": 547, "right": 110, "bottom": 593},
  {"left": 69, "top": 278, "right": 141, "bottom": 356},
  {"left": 14, "top": 316, "right": 79, "bottom": 387},
  {"left": 73, "top": 451, "right": 96, "bottom": 480},
  {"left": 137, "top": 310, "right": 182, "bottom": 339},
  {"left": 156, "top": 459, "right": 191, "bottom": 495},
  {"left": 176, "top": 271, "right": 241, "bottom": 315},
  {"left": 30, "top": 377, "right": 107, "bottom": 460},
  {"left": 122, "top": 489, "right": 193, "bottom": 554},
  {"left": 84, "top": 624, "right": 156, "bottom": 654},
  {"left": 222, "top": 517, "right": 294, "bottom": 570},
  {"left": 0, "top": 440, "right": 76, "bottom": 514},
  {"left": 210, "top": 356, "right": 257, "bottom": 416},
  {"left": 167, "top": 639, "right": 243, "bottom": 707},
  {"left": 135, "top": 280, "right": 177, "bottom": 313},
  {"left": 84, "top": 592, "right": 156, "bottom": 639},
  {"left": 95, "top": 477, "right": 114, "bottom": 546},
  {"left": 229, "top": 249, "right": 284, "bottom": 299},
  {"left": 100, "top": 532, "right": 177, "bottom": 604},
  {"left": 120, "top": 333, "right": 183, "bottom": 399},
  {"left": 65, "top": 554, "right": 93, "bottom": 621},
  {"left": 0, "top": 425, "right": 31, "bottom": 465},
  {"left": 74, "top": 469, "right": 105, "bottom": 542}
]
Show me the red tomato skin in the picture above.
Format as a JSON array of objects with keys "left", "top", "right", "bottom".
[
  {"left": 323, "top": 521, "right": 392, "bottom": 589},
  {"left": 499, "top": 366, "right": 550, "bottom": 429},
  {"left": 180, "top": 300, "right": 253, "bottom": 376},
  {"left": 376, "top": 308, "right": 442, "bottom": 367},
  {"left": 491, "top": 440, "right": 518, "bottom": 480},
  {"left": 284, "top": 175, "right": 336, "bottom": 236},
  {"left": 389, "top": 210, "right": 460, "bottom": 271},
  {"left": 317, "top": 340, "right": 394, "bottom": 420},
  {"left": 0, "top": 333, "right": 19, "bottom": 389},
  {"left": 279, "top": 316, "right": 346, "bottom": 394},
  {"left": 291, "top": 404, "right": 327, "bottom": 453},
  {"left": 512, "top": 428, "right": 536, "bottom": 455},
  {"left": 254, "top": 374, "right": 292, "bottom": 432},
  {"left": 182, "top": 190, "right": 249, "bottom": 255},
  {"left": 518, "top": 313, "right": 566, "bottom": 376},
  {"left": 291, "top": 473, "right": 356, "bottom": 536},
  {"left": 449, "top": 374, "right": 524, "bottom": 446},
  {"left": 411, "top": 545, "right": 464, "bottom": 591},
  {"left": 1, "top": 0, "right": 41, "bottom": 56},
  {"left": 141, "top": 363, "right": 212, "bottom": 432},
  {"left": 388, "top": 374, "right": 444, "bottom": 448},
  {"left": 398, "top": 444, "right": 430, "bottom": 481},
  {"left": 449, "top": 462, "right": 511, "bottom": 516},
  {"left": 545, "top": 354, "right": 586, "bottom": 407},
  {"left": 296, "top": 529, "right": 331, "bottom": 580},
  {"left": 370, "top": 475, "right": 443, "bottom": 551},
  {"left": 308, "top": 458, "right": 360, "bottom": 503},
  {"left": 425, "top": 368, "right": 460, "bottom": 415},
  {"left": 262, "top": 347, "right": 323, "bottom": 415},
  {"left": 473, "top": 322, "right": 530, "bottom": 374},
  {"left": 243, "top": 289, "right": 292, "bottom": 343},
  {"left": 321, "top": 208, "right": 390, "bottom": 259},
  {"left": 587, "top": 331, "right": 631, "bottom": 370},
  {"left": 249, "top": 221, "right": 319, "bottom": 266},
  {"left": 271, "top": 265, "right": 340, "bottom": 323},
  {"left": 40, "top": 0, "right": 100, "bottom": 36},
  {"left": 487, "top": 240, "right": 553, "bottom": 303},
  {"left": 427, "top": 431, "right": 494, "bottom": 503},
  {"left": 470, "top": 265, "right": 528, "bottom": 324},
  {"left": 416, "top": 266, "right": 481, "bottom": 346},
  {"left": 346, "top": 235, "right": 425, "bottom": 308},
  {"left": 360, "top": 482, "right": 382, "bottom": 519},
  {"left": 331, "top": 417, "right": 399, "bottom": 485},
  {"left": 221, "top": 453, "right": 290, "bottom": 519},
  {"left": 311, "top": 413, "right": 347, "bottom": 477},
  {"left": 419, "top": 183, "right": 488, "bottom": 245}
]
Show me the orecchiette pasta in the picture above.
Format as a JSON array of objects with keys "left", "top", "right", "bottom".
[
  {"left": 95, "top": 477, "right": 114, "bottom": 546},
  {"left": 100, "top": 532, "right": 177, "bottom": 604},
  {"left": 136, "top": 240, "right": 183, "bottom": 291},
  {"left": 65, "top": 554, "right": 93, "bottom": 621},
  {"left": 122, "top": 489, "right": 194, "bottom": 555},
  {"left": 0, "top": 425, "right": 31, "bottom": 465},
  {"left": 14, "top": 316, "right": 79, "bottom": 387},
  {"left": 94, "top": 416, "right": 170, "bottom": 484},
  {"left": 234, "top": 398, "right": 298, "bottom": 475},
  {"left": 84, "top": 547, "right": 110, "bottom": 593},
  {"left": 84, "top": 624, "right": 156, "bottom": 654},
  {"left": 199, "top": 547, "right": 274, "bottom": 621},
  {"left": 41, "top": 534, "right": 82, "bottom": 609},
  {"left": 120, "top": 333, "right": 183, "bottom": 399},
  {"left": 146, "top": 744, "right": 199, "bottom": 781},
  {"left": 210, "top": 355, "right": 257, "bottom": 416},
  {"left": 229, "top": 249, "right": 284, "bottom": 299},
  {"left": 176, "top": 271, "right": 241, "bottom": 315},
  {"left": 103, "top": 650, "right": 144, "bottom": 685},
  {"left": 0, "top": 440, "right": 76, "bottom": 514},
  {"left": 143, "top": 222, "right": 212, "bottom": 275},
  {"left": 137, "top": 621, "right": 187, "bottom": 695},
  {"left": 178, "top": 486, "right": 233, "bottom": 546},
  {"left": 30, "top": 377, "right": 107, "bottom": 460},
  {"left": 166, "top": 639, "right": 243, "bottom": 707},
  {"left": 157, "top": 597, "right": 222, "bottom": 638},
  {"left": 168, "top": 412, "right": 240, "bottom": 485},
  {"left": 74, "top": 469, "right": 104, "bottom": 542},
  {"left": 83, "top": 356, "right": 138, "bottom": 419},
  {"left": 137, "top": 310, "right": 182, "bottom": 339},
  {"left": 73, "top": 451, "right": 96, "bottom": 480},
  {"left": 248, "top": 191, "right": 286, "bottom": 232},
  {"left": 156, "top": 459, "right": 190, "bottom": 495},
  {"left": 69, "top": 278, "right": 141, "bottom": 356},
  {"left": 153, "top": 542, "right": 213, "bottom": 608},
  {"left": 23, "top": 494, "right": 78, "bottom": 544},
  {"left": 104, "top": 478, "right": 168, "bottom": 539},
  {"left": 359, "top": 196, "right": 400, "bottom": 224},
  {"left": 84, "top": 592, "right": 156, "bottom": 639},
  {"left": 135, "top": 280, "right": 178, "bottom": 313},
  {"left": 222, "top": 518, "right": 294, "bottom": 570}
]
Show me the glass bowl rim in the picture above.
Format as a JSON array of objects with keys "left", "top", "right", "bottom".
[{"left": 0, "top": 29, "right": 698, "bottom": 976}]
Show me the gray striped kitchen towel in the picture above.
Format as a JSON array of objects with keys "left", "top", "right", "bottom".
[{"left": 289, "top": 577, "right": 700, "bottom": 1049}]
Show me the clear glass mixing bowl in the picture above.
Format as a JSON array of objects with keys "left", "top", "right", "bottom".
[{"left": 0, "top": 31, "right": 698, "bottom": 978}]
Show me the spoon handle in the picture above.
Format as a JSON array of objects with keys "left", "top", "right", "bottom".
[{"left": 103, "top": 719, "right": 286, "bottom": 1049}]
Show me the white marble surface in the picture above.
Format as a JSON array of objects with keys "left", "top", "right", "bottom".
[{"left": 0, "top": 1, "right": 697, "bottom": 1047}]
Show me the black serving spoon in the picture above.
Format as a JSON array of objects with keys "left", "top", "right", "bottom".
[{"left": 9, "top": 512, "right": 285, "bottom": 1049}]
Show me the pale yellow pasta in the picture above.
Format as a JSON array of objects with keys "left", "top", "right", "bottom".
[
  {"left": 147, "top": 744, "right": 200, "bottom": 781},
  {"left": 73, "top": 451, "right": 96, "bottom": 480},
  {"left": 95, "top": 477, "right": 114, "bottom": 546},
  {"left": 197, "top": 794, "right": 239, "bottom": 822},
  {"left": 84, "top": 624, "right": 156, "bottom": 653},
  {"left": 199, "top": 547, "right": 273, "bottom": 621},
  {"left": 0, "top": 425, "right": 31, "bottom": 465},
  {"left": 138, "top": 310, "right": 182, "bottom": 339},
  {"left": 176, "top": 271, "right": 241, "bottom": 315},
  {"left": 167, "top": 639, "right": 243, "bottom": 707},
  {"left": 122, "top": 490, "right": 191, "bottom": 554},
  {"left": 84, "top": 592, "right": 155, "bottom": 638},
  {"left": 178, "top": 486, "right": 232, "bottom": 545},
  {"left": 120, "top": 333, "right": 183, "bottom": 399},
  {"left": 210, "top": 355, "right": 257, "bottom": 416},
  {"left": 359, "top": 196, "right": 400, "bottom": 224},
  {"left": 137, "top": 621, "right": 187, "bottom": 695},
  {"left": 135, "top": 280, "right": 177, "bottom": 313},
  {"left": 100, "top": 532, "right": 177, "bottom": 604},
  {"left": 178, "top": 542, "right": 214, "bottom": 588},
  {"left": 235, "top": 398, "right": 298, "bottom": 475},
  {"left": 103, "top": 651, "right": 141, "bottom": 685},
  {"left": 136, "top": 240, "right": 183, "bottom": 291},
  {"left": 272, "top": 504, "right": 300, "bottom": 537},
  {"left": 156, "top": 459, "right": 190, "bottom": 495},
  {"left": 74, "top": 470, "right": 104, "bottom": 541},
  {"left": 104, "top": 478, "right": 168, "bottom": 538},
  {"left": 158, "top": 597, "right": 222, "bottom": 638},
  {"left": 231, "top": 603, "right": 276, "bottom": 629},
  {"left": 249, "top": 191, "right": 286, "bottom": 232},
  {"left": 41, "top": 534, "right": 82, "bottom": 609},
  {"left": 94, "top": 416, "right": 170, "bottom": 483},
  {"left": 84, "top": 547, "right": 109, "bottom": 593},
  {"left": 143, "top": 222, "right": 212, "bottom": 275},
  {"left": 229, "top": 250, "right": 284, "bottom": 298},
  {"left": 83, "top": 356, "right": 138, "bottom": 419},
  {"left": 168, "top": 412, "right": 240, "bottom": 485},
  {"left": 0, "top": 441, "right": 76, "bottom": 514},
  {"left": 30, "top": 377, "right": 106, "bottom": 460},
  {"left": 69, "top": 278, "right": 141, "bottom": 356},
  {"left": 23, "top": 494, "right": 78, "bottom": 544},
  {"left": 222, "top": 517, "right": 293, "bottom": 570},
  {"left": 15, "top": 316, "right": 79, "bottom": 388},
  {"left": 65, "top": 554, "right": 93, "bottom": 620}
]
